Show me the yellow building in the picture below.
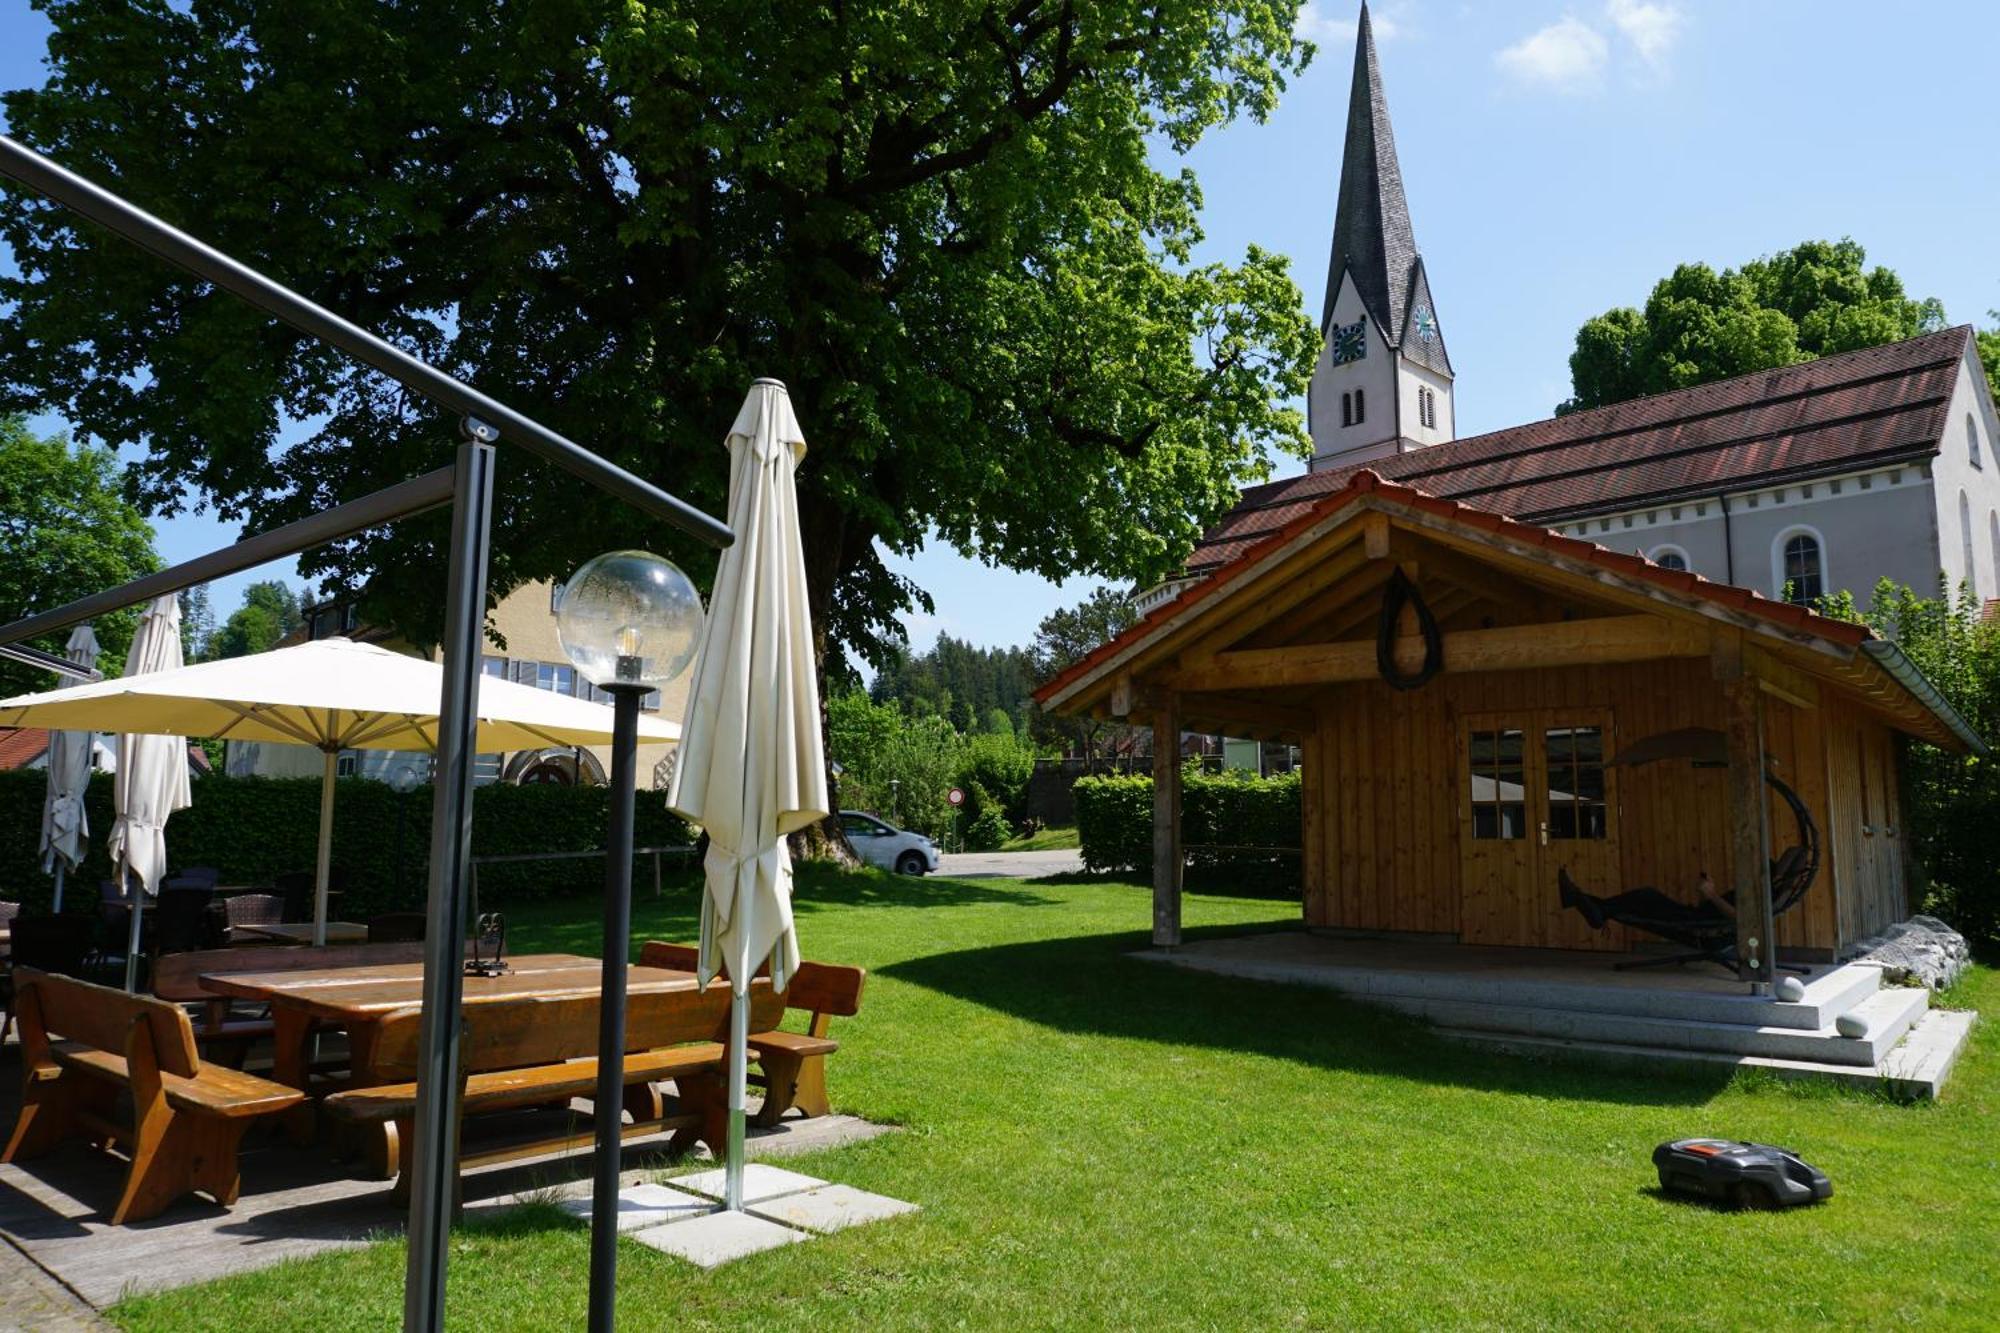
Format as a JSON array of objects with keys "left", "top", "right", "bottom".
[{"left": 223, "top": 580, "right": 687, "bottom": 791}]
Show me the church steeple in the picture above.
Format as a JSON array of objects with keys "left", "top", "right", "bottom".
[
  {"left": 1320, "top": 2, "right": 1417, "bottom": 341},
  {"left": 1308, "top": 1, "right": 1454, "bottom": 470}
]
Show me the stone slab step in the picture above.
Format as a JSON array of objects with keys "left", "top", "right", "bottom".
[
  {"left": 1440, "top": 1005, "right": 1977, "bottom": 1099},
  {"left": 1138, "top": 947, "right": 1883, "bottom": 1031},
  {"left": 1373, "top": 983, "right": 1927, "bottom": 1066}
]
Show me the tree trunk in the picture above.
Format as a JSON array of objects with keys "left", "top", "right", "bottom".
[{"left": 794, "top": 490, "right": 861, "bottom": 869}]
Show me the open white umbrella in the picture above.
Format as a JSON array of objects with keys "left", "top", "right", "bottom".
[
  {"left": 108, "top": 596, "right": 193, "bottom": 989},
  {"left": 1, "top": 635, "right": 682, "bottom": 948},
  {"left": 668, "top": 378, "right": 829, "bottom": 1211},
  {"left": 39, "top": 623, "right": 101, "bottom": 911}
]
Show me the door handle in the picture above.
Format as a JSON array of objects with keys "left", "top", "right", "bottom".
[{"left": 1539, "top": 821, "right": 1549, "bottom": 846}]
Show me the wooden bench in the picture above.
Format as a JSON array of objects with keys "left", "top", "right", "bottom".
[
  {"left": 1, "top": 968, "right": 306, "bottom": 1224},
  {"left": 151, "top": 942, "right": 428, "bottom": 1066},
  {"left": 637, "top": 942, "right": 866, "bottom": 1126},
  {"left": 322, "top": 981, "right": 784, "bottom": 1204}
]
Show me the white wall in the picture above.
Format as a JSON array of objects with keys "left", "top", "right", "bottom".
[
  {"left": 1924, "top": 347, "right": 2000, "bottom": 602},
  {"left": 1308, "top": 270, "right": 1400, "bottom": 469},
  {"left": 1397, "top": 358, "right": 1454, "bottom": 450}
]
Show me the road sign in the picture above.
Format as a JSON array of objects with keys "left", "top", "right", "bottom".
[{"left": 947, "top": 787, "right": 965, "bottom": 807}]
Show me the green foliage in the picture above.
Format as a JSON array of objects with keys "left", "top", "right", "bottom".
[
  {"left": 0, "top": 416, "right": 159, "bottom": 695},
  {"left": 178, "top": 584, "right": 215, "bottom": 662},
  {"left": 0, "top": 769, "right": 691, "bottom": 920},
  {"left": 871, "top": 634, "right": 1038, "bottom": 734},
  {"left": 958, "top": 731, "right": 1038, "bottom": 826},
  {"left": 1979, "top": 314, "right": 2000, "bottom": 401},
  {"left": 1075, "top": 767, "right": 1302, "bottom": 895},
  {"left": 980, "top": 708, "right": 1016, "bottom": 737},
  {"left": 1, "top": 2, "right": 1318, "bottom": 674},
  {"left": 1857, "top": 579, "right": 2000, "bottom": 948},
  {"left": 963, "top": 803, "right": 1012, "bottom": 853},
  {"left": 1029, "top": 586, "right": 1142, "bottom": 759},
  {"left": 207, "top": 579, "right": 304, "bottom": 659},
  {"left": 828, "top": 689, "right": 963, "bottom": 837},
  {"left": 1560, "top": 239, "right": 1947, "bottom": 414}
]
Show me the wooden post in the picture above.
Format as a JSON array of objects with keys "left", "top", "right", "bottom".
[
  {"left": 1152, "top": 697, "right": 1183, "bottom": 948},
  {"left": 1725, "top": 676, "right": 1775, "bottom": 992}
]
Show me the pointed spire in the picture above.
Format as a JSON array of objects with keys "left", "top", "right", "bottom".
[{"left": 1320, "top": 1, "right": 1419, "bottom": 339}]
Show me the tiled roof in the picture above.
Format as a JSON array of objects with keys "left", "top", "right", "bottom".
[
  {"left": 1038, "top": 470, "right": 1875, "bottom": 706},
  {"left": 0, "top": 726, "right": 51, "bottom": 771},
  {"left": 1191, "top": 326, "right": 1973, "bottom": 575}
]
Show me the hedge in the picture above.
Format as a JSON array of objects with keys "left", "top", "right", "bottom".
[
  {"left": 0, "top": 769, "right": 692, "bottom": 919},
  {"left": 1075, "top": 767, "right": 1302, "bottom": 896}
]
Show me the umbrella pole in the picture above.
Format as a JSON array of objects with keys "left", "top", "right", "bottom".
[
  {"left": 122, "top": 858, "right": 143, "bottom": 992},
  {"left": 725, "top": 892, "right": 753, "bottom": 1212},
  {"left": 314, "top": 749, "right": 337, "bottom": 947},
  {"left": 51, "top": 861, "right": 65, "bottom": 913}
]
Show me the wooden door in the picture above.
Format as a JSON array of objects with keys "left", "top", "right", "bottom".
[{"left": 1459, "top": 710, "right": 1617, "bottom": 948}]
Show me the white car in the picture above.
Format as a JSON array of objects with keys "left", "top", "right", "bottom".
[{"left": 841, "top": 810, "right": 940, "bottom": 875}]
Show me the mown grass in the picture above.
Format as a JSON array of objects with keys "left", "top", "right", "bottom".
[
  {"left": 998, "top": 824, "right": 1081, "bottom": 852},
  {"left": 110, "top": 866, "right": 1997, "bottom": 1331}
]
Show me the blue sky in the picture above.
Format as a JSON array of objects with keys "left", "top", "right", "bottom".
[{"left": 5, "top": 1, "right": 1998, "bottom": 653}]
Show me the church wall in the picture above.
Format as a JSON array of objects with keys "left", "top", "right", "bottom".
[
  {"left": 1308, "top": 270, "right": 1401, "bottom": 470},
  {"left": 1925, "top": 349, "right": 2000, "bottom": 602},
  {"left": 1396, "top": 359, "right": 1454, "bottom": 449}
]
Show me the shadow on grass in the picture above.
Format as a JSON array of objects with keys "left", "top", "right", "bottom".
[{"left": 882, "top": 924, "right": 1736, "bottom": 1109}]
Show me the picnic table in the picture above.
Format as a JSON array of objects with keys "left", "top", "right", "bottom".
[
  {"left": 231, "top": 921, "right": 368, "bottom": 945},
  {"left": 198, "top": 952, "right": 702, "bottom": 1172}
]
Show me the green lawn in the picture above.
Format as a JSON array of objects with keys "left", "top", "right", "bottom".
[
  {"left": 111, "top": 868, "right": 1998, "bottom": 1330},
  {"left": 998, "top": 823, "right": 1080, "bottom": 852}
]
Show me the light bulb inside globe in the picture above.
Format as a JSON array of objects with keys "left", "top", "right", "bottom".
[{"left": 557, "top": 550, "right": 704, "bottom": 691}]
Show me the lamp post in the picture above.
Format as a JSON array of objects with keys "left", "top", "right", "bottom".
[{"left": 558, "top": 550, "right": 703, "bottom": 1333}]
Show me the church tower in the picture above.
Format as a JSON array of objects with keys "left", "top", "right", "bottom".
[{"left": 1309, "top": 2, "right": 1454, "bottom": 471}]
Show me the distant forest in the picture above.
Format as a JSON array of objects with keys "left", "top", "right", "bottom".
[{"left": 867, "top": 634, "right": 1038, "bottom": 737}]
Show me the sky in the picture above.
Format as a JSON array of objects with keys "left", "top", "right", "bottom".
[{"left": 4, "top": 1, "right": 1998, "bottom": 655}]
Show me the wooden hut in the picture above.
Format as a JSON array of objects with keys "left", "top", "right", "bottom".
[{"left": 1038, "top": 472, "right": 1985, "bottom": 987}]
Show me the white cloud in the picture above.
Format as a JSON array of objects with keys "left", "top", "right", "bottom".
[
  {"left": 1605, "top": 0, "right": 1683, "bottom": 69},
  {"left": 1494, "top": 16, "right": 1609, "bottom": 93},
  {"left": 1296, "top": 1, "right": 1409, "bottom": 46}
]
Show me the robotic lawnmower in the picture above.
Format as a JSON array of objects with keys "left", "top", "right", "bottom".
[{"left": 1653, "top": 1139, "right": 1832, "bottom": 1210}]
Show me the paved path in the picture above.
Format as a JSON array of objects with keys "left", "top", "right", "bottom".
[
  {"left": 936, "top": 848, "right": 1084, "bottom": 879},
  {"left": 0, "top": 1236, "right": 107, "bottom": 1332}
]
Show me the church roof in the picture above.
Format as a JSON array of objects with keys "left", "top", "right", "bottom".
[
  {"left": 1188, "top": 325, "right": 1976, "bottom": 575},
  {"left": 1320, "top": 2, "right": 1420, "bottom": 341}
]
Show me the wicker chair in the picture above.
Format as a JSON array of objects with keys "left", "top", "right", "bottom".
[{"left": 223, "top": 893, "right": 287, "bottom": 942}]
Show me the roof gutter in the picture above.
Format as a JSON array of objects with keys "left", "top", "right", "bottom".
[{"left": 1861, "top": 640, "right": 1989, "bottom": 756}]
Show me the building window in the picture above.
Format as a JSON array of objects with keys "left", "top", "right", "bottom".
[
  {"left": 1340, "top": 392, "right": 1352, "bottom": 427},
  {"left": 1961, "top": 491, "right": 1978, "bottom": 596},
  {"left": 1971, "top": 413, "right": 1983, "bottom": 470},
  {"left": 1543, "top": 727, "right": 1608, "bottom": 840},
  {"left": 481, "top": 655, "right": 508, "bottom": 678},
  {"left": 1778, "top": 530, "right": 1824, "bottom": 605},
  {"left": 1650, "top": 545, "right": 1690, "bottom": 572},
  {"left": 1467, "top": 728, "right": 1527, "bottom": 840},
  {"left": 1990, "top": 511, "right": 2000, "bottom": 595},
  {"left": 1417, "top": 386, "right": 1437, "bottom": 429},
  {"left": 1353, "top": 388, "right": 1365, "bottom": 425},
  {"left": 336, "top": 752, "right": 358, "bottom": 777},
  {"left": 534, "top": 661, "right": 577, "bottom": 696}
]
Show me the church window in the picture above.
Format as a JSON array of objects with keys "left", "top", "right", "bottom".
[
  {"left": 1778, "top": 531, "right": 1824, "bottom": 605},
  {"left": 1353, "top": 388, "right": 1366, "bottom": 424},
  {"left": 1829, "top": 479, "right": 1842, "bottom": 495},
  {"left": 1859, "top": 474, "right": 1872, "bottom": 490},
  {"left": 1961, "top": 491, "right": 1977, "bottom": 595},
  {"left": 1971, "top": 414, "right": 1984, "bottom": 470},
  {"left": 1989, "top": 511, "right": 1999, "bottom": 593},
  {"left": 1650, "top": 546, "right": 1690, "bottom": 572},
  {"left": 1340, "top": 392, "right": 1353, "bottom": 427}
]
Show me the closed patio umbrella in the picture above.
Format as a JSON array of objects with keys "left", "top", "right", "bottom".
[
  {"left": 1, "top": 635, "right": 681, "bottom": 948},
  {"left": 668, "top": 378, "right": 829, "bottom": 1211},
  {"left": 108, "top": 596, "right": 193, "bottom": 989},
  {"left": 39, "top": 623, "right": 101, "bottom": 911}
]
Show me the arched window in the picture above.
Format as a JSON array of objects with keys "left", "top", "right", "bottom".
[
  {"left": 1971, "top": 413, "right": 1984, "bottom": 470},
  {"left": 1961, "top": 491, "right": 1978, "bottom": 596},
  {"left": 1990, "top": 510, "right": 2000, "bottom": 596},
  {"left": 1649, "top": 545, "right": 1690, "bottom": 572},
  {"left": 1777, "top": 529, "right": 1824, "bottom": 605},
  {"left": 1353, "top": 388, "right": 1366, "bottom": 425},
  {"left": 1340, "top": 392, "right": 1352, "bottom": 427}
]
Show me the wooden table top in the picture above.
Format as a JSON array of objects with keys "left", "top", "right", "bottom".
[
  {"left": 199, "top": 952, "right": 702, "bottom": 1022},
  {"left": 233, "top": 921, "right": 368, "bottom": 945}
]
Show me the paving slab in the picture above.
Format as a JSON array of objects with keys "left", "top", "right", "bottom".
[
  {"left": 749, "top": 1184, "right": 918, "bottom": 1233},
  {"left": 557, "top": 1183, "right": 711, "bottom": 1232},
  {"left": 669, "top": 1162, "right": 826, "bottom": 1205},
  {"left": 630, "top": 1209, "right": 807, "bottom": 1267}
]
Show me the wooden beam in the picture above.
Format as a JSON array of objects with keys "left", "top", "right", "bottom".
[
  {"left": 1152, "top": 698, "right": 1183, "bottom": 948},
  {"left": 1109, "top": 672, "right": 1135, "bottom": 719},
  {"left": 1178, "top": 692, "right": 1315, "bottom": 737},
  {"left": 1165, "top": 614, "right": 1706, "bottom": 692},
  {"left": 1726, "top": 676, "right": 1776, "bottom": 990},
  {"left": 1362, "top": 511, "right": 1391, "bottom": 560},
  {"left": 1180, "top": 544, "right": 1370, "bottom": 664}
]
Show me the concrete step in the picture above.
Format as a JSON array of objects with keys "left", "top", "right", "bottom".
[
  {"left": 1374, "top": 983, "right": 1927, "bottom": 1066},
  {"left": 1142, "top": 946, "right": 1885, "bottom": 1031},
  {"left": 1440, "top": 1006, "right": 1977, "bottom": 1099}
]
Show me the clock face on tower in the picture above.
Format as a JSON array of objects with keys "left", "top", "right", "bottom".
[
  {"left": 1413, "top": 302, "right": 1437, "bottom": 343},
  {"left": 1331, "top": 319, "right": 1367, "bottom": 365}
]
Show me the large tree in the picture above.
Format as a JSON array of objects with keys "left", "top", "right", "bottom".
[
  {"left": 0, "top": 415, "right": 159, "bottom": 694},
  {"left": 206, "top": 579, "right": 302, "bottom": 659},
  {"left": 1028, "top": 584, "right": 1138, "bottom": 762},
  {"left": 1559, "top": 239, "right": 1949, "bottom": 414},
  {"left": 0, "top": 1, "right": 1320, "bottom": 680}
]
